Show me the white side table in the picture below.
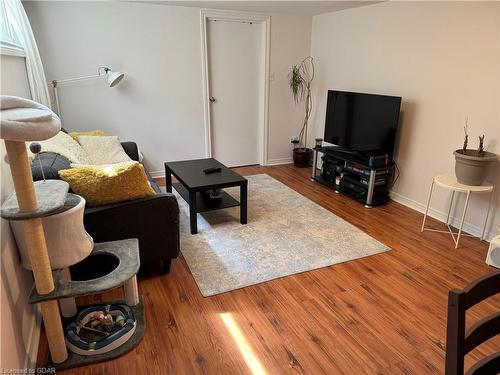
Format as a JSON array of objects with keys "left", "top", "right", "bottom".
[
  {"left": 420, "top": 174, "right": 495, "bottom": 248},
  {"left": 486, "top": 235, "right": 500, "bottom": 268}
]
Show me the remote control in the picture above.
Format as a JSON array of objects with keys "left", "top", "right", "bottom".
[{"left": 203, "top": 167, "right": 222, "bottom": 174}]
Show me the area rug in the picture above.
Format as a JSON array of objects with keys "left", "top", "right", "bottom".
[{"left": 170, "top": 174, "right": 390, "bottom": 297}]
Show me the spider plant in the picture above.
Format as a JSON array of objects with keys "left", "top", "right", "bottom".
[{"left": 288, "top": 56, "right": 315, "bottom": 150}]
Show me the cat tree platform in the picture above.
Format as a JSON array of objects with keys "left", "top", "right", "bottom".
[
  {"left": 29, "top": 239, "right": 140, "bottom": 304},
  {"left": 0, "top": 180, "right": 69, "bottom": 220}
]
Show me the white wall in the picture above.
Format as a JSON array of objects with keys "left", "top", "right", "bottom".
[
  {"left": 268, "top": 14, "right": 312, "bottom": 164},
  {"left": 24, "top": 1, "right": 311, "bottom": 173},
  {"left": 24, "top": 1, "right": 499, "bottom": 237},
  {"left": 0, "top": 53, "right": 40, "bottom": 370},
  {"left": 310, "top": 1, "right": 500, "bottom": 239}
]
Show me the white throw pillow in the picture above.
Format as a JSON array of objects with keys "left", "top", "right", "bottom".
[
  {"left": 77, "top": 135, "right": 132, "bottom": 165},
  {"left": 27, "top": 131, "right": 92, "bottom": 164}
]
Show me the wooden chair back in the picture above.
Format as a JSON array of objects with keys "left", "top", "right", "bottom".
[{"left": 445, "top": 271, "right": 500, "bottom": 375}]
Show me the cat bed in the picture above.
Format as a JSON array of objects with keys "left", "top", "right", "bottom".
[
  {"left": 10, "top": 194, "right": 94, "bottom": 270},
  {"left": 65, "top": 304, "right": 136, "bottom": 356},
  {"left": 0, "top": 96, "right": 60, "bottom": 141}
]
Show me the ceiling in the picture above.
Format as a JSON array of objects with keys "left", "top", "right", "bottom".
[{"left": 138, "top": 1, "right": 381, "bottom": 16}]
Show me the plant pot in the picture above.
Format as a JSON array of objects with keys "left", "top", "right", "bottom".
[
  {"left": 293, "top": 148, "right": 313, "bottom": 167},
  {"left": 453, "top": 150, "right": 497, "bottom": 186}
]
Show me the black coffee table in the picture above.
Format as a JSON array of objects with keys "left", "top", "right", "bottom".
[{"left": 164, "top": 158, "right": 248, "bottom": 234}]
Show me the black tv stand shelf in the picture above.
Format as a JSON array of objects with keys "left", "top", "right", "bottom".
[{"left": 311, "top": 146, "right": 395, "bottom": 208}]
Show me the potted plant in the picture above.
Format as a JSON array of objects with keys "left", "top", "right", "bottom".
[
  {"left": 288, "top": 56, "right": 315, "bottom": 167},
  {"left": 454, "top": 118, "right": 497, "bottom": 185}
]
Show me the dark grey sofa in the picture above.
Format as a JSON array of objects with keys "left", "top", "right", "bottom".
[{"left": 31, "top": 141, "right": 180, "bottom": 274}]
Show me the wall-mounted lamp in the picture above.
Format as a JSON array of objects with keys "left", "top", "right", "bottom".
[{"left": 51, "top": 66, "right": 125, "bottom": 122}]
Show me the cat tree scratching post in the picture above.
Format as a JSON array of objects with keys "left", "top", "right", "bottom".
[{"left": 1, "top": 97, "right": 68, "bottom": 363}]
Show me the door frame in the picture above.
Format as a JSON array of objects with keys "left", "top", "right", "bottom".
[{"left": 200, "top": 9, "right": 270, "bottom": 166}]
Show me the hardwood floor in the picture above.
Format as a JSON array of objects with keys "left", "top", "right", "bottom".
[{"left": 38, "top": 164, "right": 499, "bottom": 374}]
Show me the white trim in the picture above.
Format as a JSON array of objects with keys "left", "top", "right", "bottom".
[
  {"left": 0, "top": 41, "right": 25, "bottom": 57},
  {"left": 266, "top": 157, "right": 293, "bottom": 166},
  {"left": 200, "top": 11, "right": 211, "bottom": 158},
  {"left": 200, "top": 9, "right": 271, "bottom": 166},
  {"left": 262, "top": 17, "right": 271, "bottom": 167},
  {"left": 149, "top": 158, "right": 290, "bottom": 179},
  {"left": 390, "top": 190, "right": 496, "bottom": 242},
  {"left": 23, "top": 305, "right": 41, "bottom": 370},
  {"left": 149, "top": 170, "right": 165, "bottom": 179}
]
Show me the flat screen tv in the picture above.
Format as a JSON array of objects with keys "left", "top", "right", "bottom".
[{"left": 324, "top": 90, "right": 401, "bottom": 157}]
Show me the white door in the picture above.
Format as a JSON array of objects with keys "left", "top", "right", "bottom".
[{"left": 207, "top": 19, "right": 264, "bottom": 167}]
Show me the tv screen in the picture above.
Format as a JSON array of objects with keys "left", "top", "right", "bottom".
[{"left": 324, "top": 90, "right": 401, "bottom": 156}]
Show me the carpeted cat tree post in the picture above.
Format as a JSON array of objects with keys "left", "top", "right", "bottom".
[{"left": 1, "top": 96, "right": 68, "bottom": 363}]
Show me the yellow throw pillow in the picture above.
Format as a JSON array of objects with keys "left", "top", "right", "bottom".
[
  {"left": 69, "top": 129, "right": 106, "bottom": 140},
  {"left": 58, "top": 161, "right": 155, "bottom": 206}
]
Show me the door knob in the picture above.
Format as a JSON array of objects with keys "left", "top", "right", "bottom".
[{"left": 209, "top": 96, "right": 217, "bottom": 103}]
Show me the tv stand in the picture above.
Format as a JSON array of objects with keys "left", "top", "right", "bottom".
[{"left": 311, "top": 146, "right": 394, "bottom": 208}]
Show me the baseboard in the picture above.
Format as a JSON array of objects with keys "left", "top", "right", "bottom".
[
  {"left": 149, "top": 170, "right": 165, "bottom": 179},
  {"left": 24, "top": 305, "right": 41, "bottom": 370},
  {"left": 389, "top": 190, "right": 496, "bottom": 241},
  {"left": 149, "top": 159, "right": 293, "bottom": 177},
  {"left": 266, "top": 157, "right": 293, "bottom": 166}
]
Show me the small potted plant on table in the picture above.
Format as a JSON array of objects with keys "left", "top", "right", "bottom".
[
  {"left": 288, "top": 56, "right": 315, "bottom": 167},
  {"left": 454, "top": 118, "right": 497, "bottom": 185}
]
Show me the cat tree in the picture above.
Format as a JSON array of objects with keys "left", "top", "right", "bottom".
[
  {"left": 1, "top": 96, "right": 145, "bottom": 369},
  {"left": 1, "top": 96, "right": 68, "bottom": 363}
]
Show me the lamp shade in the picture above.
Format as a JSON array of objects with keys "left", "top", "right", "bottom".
[{"left": 107, "top": 70, "right": 125, "bottom": 87}]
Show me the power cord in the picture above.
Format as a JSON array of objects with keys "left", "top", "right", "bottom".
[{"left": 388, "top": 162, "right": 400, "bottom": 189}]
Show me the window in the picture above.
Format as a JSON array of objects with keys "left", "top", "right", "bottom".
[
  {"left": 0, "top": 0, "right": 51, "bottom": 106},
  {"left": 1, "top": 0, "right": 25, "bottom": 56},
  {"left": 1, "top": 1, "right": 22, "bottom": 44}
]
